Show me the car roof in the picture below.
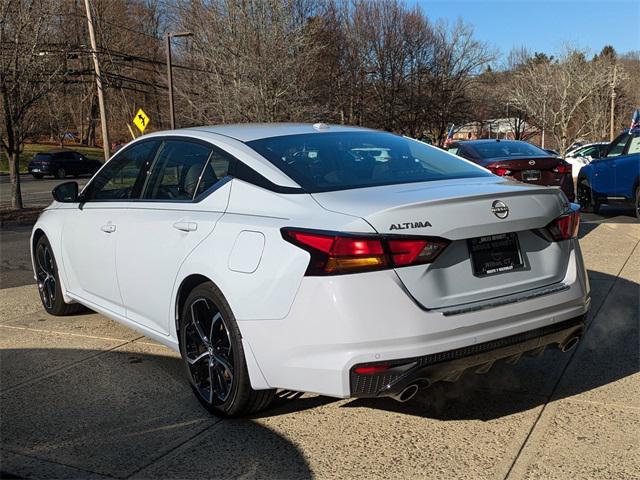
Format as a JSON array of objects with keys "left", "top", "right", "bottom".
[
  {"left": 36, "top": 150, "right": 79, "bottom": 155},
  {"left": 455, "top": 139, "right": 528, "bottom": 145},
  {"left": 184, "top": 123, "right": 375, "bottom": 142}
]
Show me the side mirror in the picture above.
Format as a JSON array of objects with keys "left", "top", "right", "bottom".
[{"left": 52, "top": 181, "right": 79, "bottom": 203}]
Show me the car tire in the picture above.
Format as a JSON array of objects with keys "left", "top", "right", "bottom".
[
  {"left": 179, "top": 282, "right": 275, "bottom": 417},
  {"left": 56, "top": 168, "right": 66, "bottom": 179},
  {"left": 32, "top": 173, "right": 44, "bottom": 179},
  {"left": 34, "top": 236, "right": 83, "bottom": 316},
  {"left": 577, "top": 178, "right": 600, "bottom": 214}
]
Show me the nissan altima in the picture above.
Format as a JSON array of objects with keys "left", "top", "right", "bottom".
[{"left": 31, "top": 124, "right": 590, "bottom": 416}]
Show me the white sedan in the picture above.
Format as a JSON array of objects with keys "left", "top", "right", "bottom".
[{"left": 31, "top": 124, "right": 590, "bottom": 416}]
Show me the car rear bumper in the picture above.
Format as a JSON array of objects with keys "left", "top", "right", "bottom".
[
  {"left": 350, "top": 314, "right": 586, "bottom": 398},
  {"left": 28, "top": 165, "right": 54, "bottom": 174},
  {"left": 239, "top": 239, "right": 590, "bottom": 398}
]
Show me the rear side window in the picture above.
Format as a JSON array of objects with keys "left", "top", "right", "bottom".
[
  {"left": 143, "top": 140, "right": 213, "bottom": 200},
  {"left": 246, "top": 132, "right": 490, "bottom": 193},
  {"left": 465, "top": 141, "right": 548, "bottom": 159}
]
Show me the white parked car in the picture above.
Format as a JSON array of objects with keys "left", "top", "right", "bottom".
[
  {"left": 31, "top": 124, "right": 590, "bottom": 416},
  {"left": 564, "top": 142, "right": 610, "bottom": 179}
]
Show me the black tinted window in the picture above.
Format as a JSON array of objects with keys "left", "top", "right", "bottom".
[
  {"left": 34, "top": 153, "right": 52, "bottom": 161},
  {"left": 142, "top": 140, "right": 216, "bottom": 200},
  {"left": 196, "top": 149, "right": 231, "bottom": 197},
  {"left": 465, "top": 141, "right": 548, "bottom": 159},
  {"left": 247, "top": 132, "right": 490, "bottom": 193},
  {"left": 83, "top": 141, "right": 158, "bottom": 201},
  {"left": 606, "top": 133, "right": 630, "bottom": 158}
]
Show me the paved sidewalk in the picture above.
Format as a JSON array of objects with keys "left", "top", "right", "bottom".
[{"left": 0, "top": 219, "right": 638, "bottom": 479}]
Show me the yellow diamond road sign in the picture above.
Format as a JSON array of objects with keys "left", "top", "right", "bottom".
[{"left": 133, "top": 108, "right": 149, "bottom": 133}]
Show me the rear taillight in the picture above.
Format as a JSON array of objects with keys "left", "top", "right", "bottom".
[
  {"left": 282, "top": 229, "right": 449, "bottom": 275},
  {"left": 486, "top": 165, "right": 512, "bottom": 176},
  {"left": 553, "top": 162, "right": 572, "bottom": 174},
  {"left": 539, "top": 207, "right": 580, "bottom": 241}
]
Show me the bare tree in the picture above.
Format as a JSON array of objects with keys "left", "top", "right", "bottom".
[
  {"left": 510, "top": 47, "right": 614, "bottom": 154},
  {"left": 0, "top": 0, "right": 67, "bottom": 209},
  {"left": 173, "top": 0, "right": 324, "bottom": 126}
]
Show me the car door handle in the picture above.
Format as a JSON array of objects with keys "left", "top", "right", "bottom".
[
  {"left": 173, "top": 221, "right": 198, "bottom": 232},
  {"left": 101, "top": 224, "right": 116, "bottom": 233}
]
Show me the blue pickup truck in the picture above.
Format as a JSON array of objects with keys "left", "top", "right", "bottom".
[{"left": 577, "top": 128, "right": 640, "bottom": 219}]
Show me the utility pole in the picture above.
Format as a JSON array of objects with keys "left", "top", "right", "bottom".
[
  {"left": 83, "top": 0, "right": 110, "bottom": 160},
  {"left": 541, "top": 98, "right": 546, "bottom": 149},
  {"left": 166, "top": 31, "right": 192, "bottom": 130},
  {"left": 610, "top": 64, "right": 617, "bottom": 141}
]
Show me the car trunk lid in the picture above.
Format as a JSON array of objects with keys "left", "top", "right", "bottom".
[{"left": 312, "top": 176, "right": 571, "bottom": 309}]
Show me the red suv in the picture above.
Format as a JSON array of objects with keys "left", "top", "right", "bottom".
[{"left": 447, "top": 140, "right": 574, "bottom": 201}]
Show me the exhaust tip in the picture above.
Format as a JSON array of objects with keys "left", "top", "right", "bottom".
[
  {"left": 560, "top": 335, "right": 581, "bottom": 353},
  {"left": 391, "top": 384, "right": 420, "bottom": 403}
]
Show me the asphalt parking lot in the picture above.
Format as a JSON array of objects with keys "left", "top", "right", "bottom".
[
  {"left": 0, "top": 175, "right": 90, "bottom": 209},
  {"left": 0, "top": 210, "right": 638, "bottom": 479}
]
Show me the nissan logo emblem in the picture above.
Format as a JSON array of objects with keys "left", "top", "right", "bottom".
[
  {"left": 491, "top": 200, "right": 509, "bottom": 219},
  {"left": 528, "top": 160, "right": 536, "bottom": 166}
]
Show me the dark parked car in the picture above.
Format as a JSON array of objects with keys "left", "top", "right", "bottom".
[
  {"left": 447, "top": 140, "right": 574, "bottom": 201},
  {"left": 28, "top": 150, "right": 103, "bottom": 179},
  {"left": 577, "top": 128, "right": 640, "bottom": 219}
]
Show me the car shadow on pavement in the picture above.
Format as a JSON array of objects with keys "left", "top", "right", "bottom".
[
  {"left": 0, "top": 347, "right": 314, "bottom": 479},
  {"left": 341, "top": 270, "right": 638, "bottom": 421},
  {"left": 1, "top": 270, "right": 636, "bottom": 477}
]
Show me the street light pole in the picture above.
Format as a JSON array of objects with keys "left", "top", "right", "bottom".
[
  {"left": 166, "top": 31, "right": 192, "bottom": 130},
  {"left": 610, "top": 64, "right": 617, "bottom": 141},
  {"left": 541, "top": 98, "right": 546, "bottom": 149}
]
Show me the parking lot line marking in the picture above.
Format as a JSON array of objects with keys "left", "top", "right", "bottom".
[
  {"left": 0, "top": 323, "right": 134, "bottom": 343},
  {"left": 0, "top": 448, "right": 114, "bottom": 479},
  {"left": 0, "top": 336, "right": 145, "bottom": 396}
]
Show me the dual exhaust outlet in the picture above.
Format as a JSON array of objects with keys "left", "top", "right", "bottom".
[{"left": 389, "top": 331, "right": 583, "bottom": 403}]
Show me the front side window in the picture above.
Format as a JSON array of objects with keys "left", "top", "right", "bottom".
[
  {"left": 627, "top": 135, "right": 640, "bottom": 155},
  {"left": 142, "top": 140, "right": 218, "bottom": 201},
  {"left": 606, "top": 133, "right": 631, "bottom": 158},
  {"left": 246, "top": 132, "right": 491, "bottom": 193},
  {"left": 82, "top": 141, "right": 159, "bottom": 201}
]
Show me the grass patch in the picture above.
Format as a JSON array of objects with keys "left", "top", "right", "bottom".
[{"left": 1, "top": 143, "right": 104, "bottom": 173}]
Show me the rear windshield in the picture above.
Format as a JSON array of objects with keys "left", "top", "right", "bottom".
[
  {"left": 465, "top": 141, "right": 548, "bottom": 159},
  {"left": 34, "top": 153, "right": 53, "bottom": 161},
  {"left": 246, "top": 132, "right": 491, "bottom": 193}
]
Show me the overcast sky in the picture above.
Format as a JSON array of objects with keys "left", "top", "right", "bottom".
[{"left": 414, "top": 0, "right": 640, "bottom": 60}]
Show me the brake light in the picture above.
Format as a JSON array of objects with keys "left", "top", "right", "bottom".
[
  {"left": 354, "top": 363, "right": 390, "bottom": 375},
  {"left": 553, "top": 162, "right": 572, "bottom": 174},
  {"left": 486, "top": 165, "right": 511, "bottom": 176},
  {"left": 387, "top": 239, "right": 449, "bottom": 266},
  {"left": 282, "top": 229, "right": 449, "bottom": 275},
  {"left": 542, "top": 208, "right": 580, "bottom": 241}
]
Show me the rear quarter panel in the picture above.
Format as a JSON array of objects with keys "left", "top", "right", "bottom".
[{"left": 173, "top": 179, "right": 375, "bottom": 324}]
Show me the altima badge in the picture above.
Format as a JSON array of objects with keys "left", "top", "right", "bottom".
[
  {"left": 389, "top": 221, "right": 432, "bottom": 230},
  {"left": 491, "top": 200, "right": 509, "bottom": 219}
]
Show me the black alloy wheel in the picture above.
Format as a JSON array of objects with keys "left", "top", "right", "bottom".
[
  {"left": 577, "top": 178, "right": 600, "bottom": 214},
  {"left": 183, "top": 296, "right": 235, "bottom": 405},
  {"left": 179, "top": 283, "right": 275, "bottom": 417},
  {"left": 34, "top": 236, "right": 82, "bottom": 315}
]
